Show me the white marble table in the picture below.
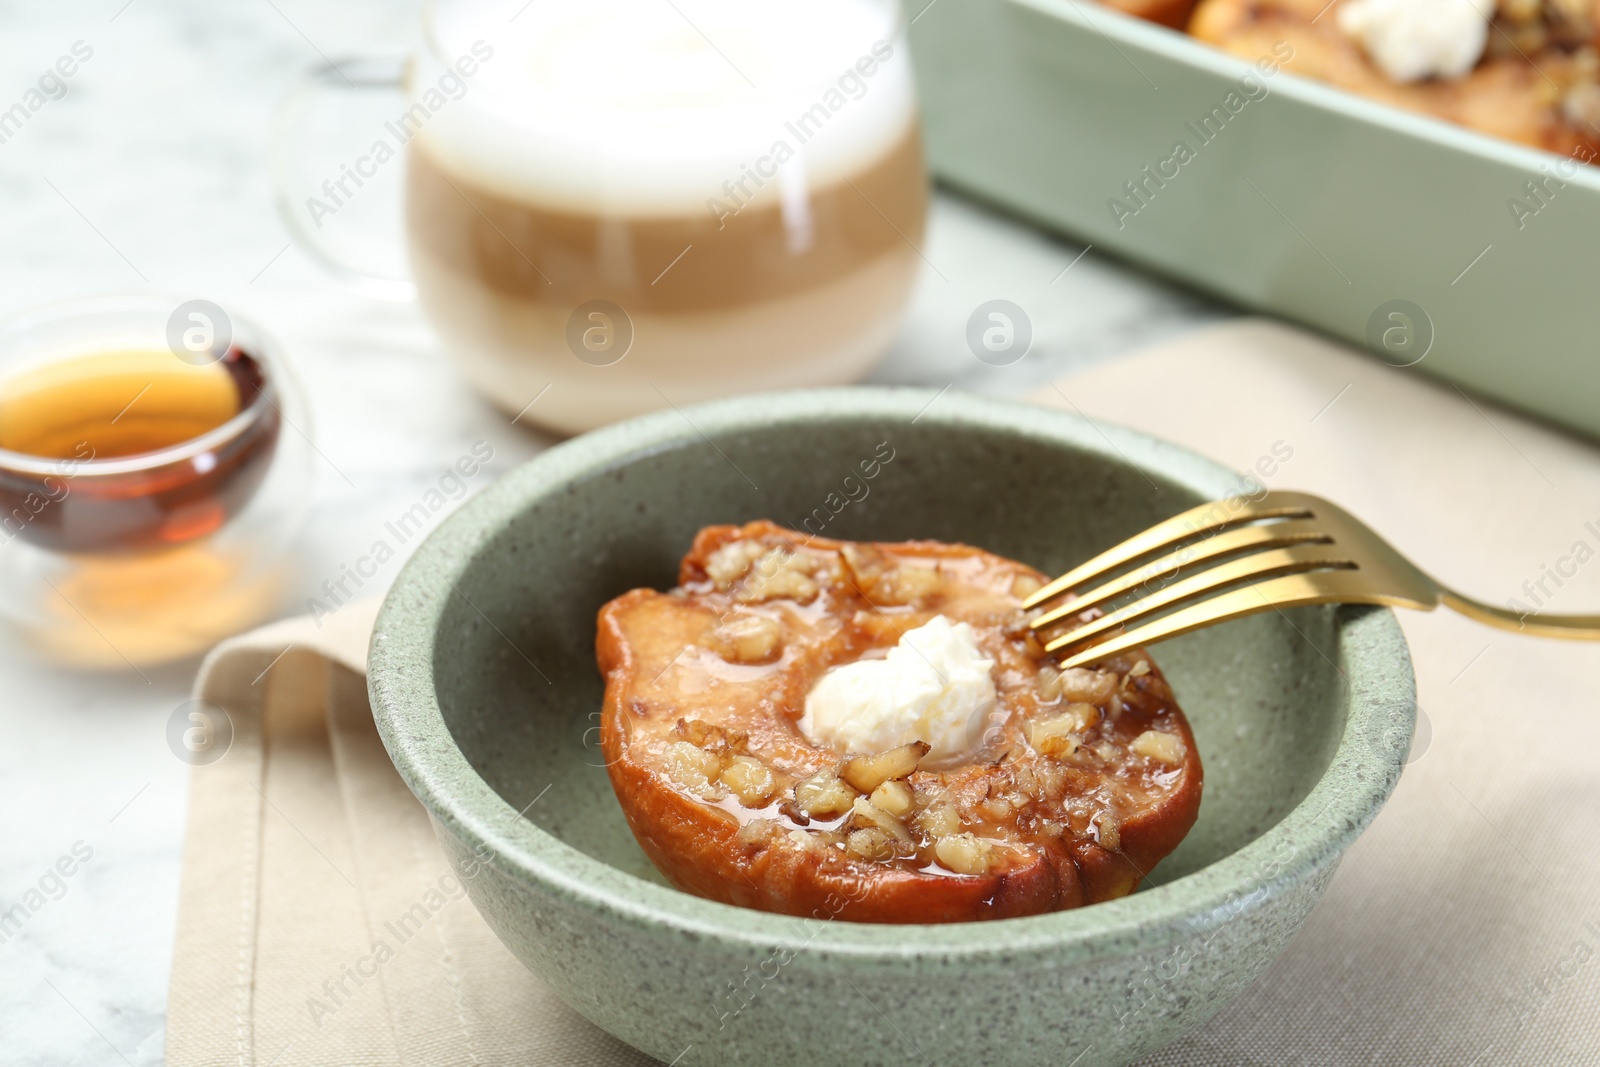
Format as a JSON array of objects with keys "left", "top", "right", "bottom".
[{"left": 0, "top": 2, "right": 1227, "bottom": 1062}]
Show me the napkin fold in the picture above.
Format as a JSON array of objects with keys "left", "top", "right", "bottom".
[{"left": 167, "top": 319, "right": 1600, "bottom": 1066}]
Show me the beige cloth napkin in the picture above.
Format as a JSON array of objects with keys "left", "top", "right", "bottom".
[
  {"left": 167, "top": 318, "right": 1600, "bottom": 1066},
  {"left": 165, "top": 600, "right": 653, "bottom": 1067}
]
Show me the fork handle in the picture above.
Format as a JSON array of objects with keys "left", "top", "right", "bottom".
[{"left": 1439, "top": 589, "right": 1600, "bottom": 640}]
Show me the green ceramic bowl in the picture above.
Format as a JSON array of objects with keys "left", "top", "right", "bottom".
[{"left": 368, "top": 387, "right": 1415, "bottom": 1067}]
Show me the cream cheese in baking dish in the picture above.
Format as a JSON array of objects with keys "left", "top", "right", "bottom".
[{"left": 1337, "top": 0, "right": 1492, "bottom": 82}]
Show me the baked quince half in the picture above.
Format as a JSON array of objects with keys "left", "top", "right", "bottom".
[
  {"left": 1190, "top": 0, "right": 1600, "bottom": 159},
  {"left": 595, "top": 522, "right": 1202, "bottom": 924}
]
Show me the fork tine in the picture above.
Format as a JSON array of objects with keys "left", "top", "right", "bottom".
[
  {"left": 1030, "top": 518, "right": 1331, "bottom": 628},
  {"left": 1054, "top": 570, "right": 1420, "bottom": 669},
  {"left": 1021, "top": 490, "right": 1321, "bottom": 611},
  {"left": 1040, "top": 543, "right": 1355, "bottom": 654}
]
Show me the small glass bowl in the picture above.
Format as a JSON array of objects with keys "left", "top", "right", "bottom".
[{"left": 0, "top": 294, "right": 311, "bottom": 668}]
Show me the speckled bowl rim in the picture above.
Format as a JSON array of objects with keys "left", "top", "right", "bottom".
[{"left": 369, "top": 387, "right": 1414, "bottom": 968}]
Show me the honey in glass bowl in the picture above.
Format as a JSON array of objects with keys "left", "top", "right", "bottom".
[
  {"left": 0, "top": 345, "right": 280, "bottom": 554},
  {"left": 0, "top": 294, "right": 310, "bottom": 668}
]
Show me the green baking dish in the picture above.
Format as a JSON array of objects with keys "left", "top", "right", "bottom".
[{"left": 909, "top": 0, "right": 1600, "bottom": 439}]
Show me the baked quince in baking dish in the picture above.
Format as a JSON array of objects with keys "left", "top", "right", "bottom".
[
  {"left": 595, "top": 522, "right": 1202, "bottom": 924},
  {"left": 1190, "top": 0, "right": 1600, "bottom": 159}
]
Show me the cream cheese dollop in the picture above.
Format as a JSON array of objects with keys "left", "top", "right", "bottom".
[
  {"left": 1338, "top": 0, "right": 1492, "bottom": 82},
  {"left": 799, "top": 615, "right": 997, "bottom": 761}
]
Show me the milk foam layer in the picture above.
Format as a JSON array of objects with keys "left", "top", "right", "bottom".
[{"left": 416, "top": 0, "right": 915, "bottom": 215}]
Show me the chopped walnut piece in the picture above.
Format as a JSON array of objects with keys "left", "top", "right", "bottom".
[
  {"left": 846, "top": 827, "right": 897, "bottom": 861},
  {"left": 1012, "top": 764, "right": 1040, "bottom": 800},
  {"left": 1130, "top": 730, "right": 1185, "bottom": 765},
  {"left": 1036, "top": 666, "right": 1063, "bottom": 701},
  {"left": 839, "top": 741, "right": 930, "bottom": 793},
  {"left": 736, "top": 548, "right": 819, "bottom": 604},
  {"left": 841, "top": 544, "right": 944, "bottom": 606},
  {"left": 1063, "top": 702, "right": 1101, "bottom": 731},
  {"left": 673, "top": 719, "right": 747, "bottom": 758},
  {"left": 1034, "top": 761, "right": 1066, "bottom": 797},
  {"left": 935, "top": 832, "right": 994, "bottom": 875},
  {"left": 917, "top": 801, "right": 961, "bottom": 839},
  {"left": 719, "top": 755, "right": 777, "bottom": 806},
  {"left": 662, "top": 741, "right": 727, "bottom": 799},
  {"left": 840, "top": 543, "right": 888, "bottom": 585},
  {"left": 1029, "top": 705, "right": 1098, "bottom": 758},
  {"left": 1003, "top": 609, "right": 1051, "bottom": 657},
  {"left": 1092, "top": 812, "right": 1121, "bottom": 851},
  {"left": 848, "top": 797, "right": 915, "bottom": 849},
  {"left": 709, "top": 614, "right": 782, "bottom": 664},
  {"left": 870, "top": 779, "right": 915, "bottom": 817},
  {"left": 875, "top": 564, "right": 944, "bottom": 606},
  {"left": 978, "top": 795, "right": 1016, "bottom": 821},
  {"left": 1059, "top": 667, "right": 1118, "bottom": 704},
  {"left": 737, "top": 818, "right": 781, "bottom": 846},
  {"left": 794, "top": 771, "right": 858, "bottom": 818},
  {"left": 810, "top": 829, "right": 845, "bottom": 850},
  {"left": 777, "top": 798, "right": 811, "bottom": 825},
  {"left": 705, "top": 540, "right": 767, "bottom": 590},
  {"left": 1010, "top": 573, "right": 1043, "bottom": 599},
  {"left": 1036, "top": 733, "right": 1081, "bottom": 759}
]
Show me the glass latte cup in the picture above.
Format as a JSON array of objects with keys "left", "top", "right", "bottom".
[{"left": 273, "top": 0, "right": 927, "bottom": 435}]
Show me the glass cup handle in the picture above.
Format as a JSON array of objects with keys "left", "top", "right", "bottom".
[{"left": 268, "top": 55, "right": 416, "bottom": 301}]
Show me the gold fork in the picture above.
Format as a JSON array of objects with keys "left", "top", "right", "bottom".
[{"left": 1023, "top": 489, "right": 1600, "bottom": 670}]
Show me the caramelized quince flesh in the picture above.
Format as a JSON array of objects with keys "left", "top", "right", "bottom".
[{"left": 595, "top": 521, "right": 1202, "bottom": 923}]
